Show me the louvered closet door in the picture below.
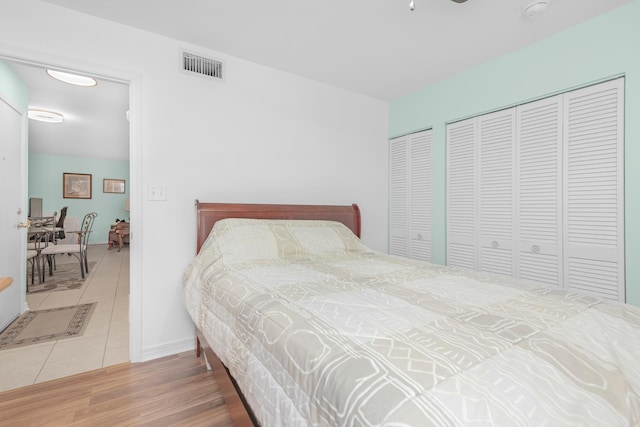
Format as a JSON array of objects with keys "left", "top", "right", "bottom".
[
  {"left": 389, "top": 136, "right": 409, "bottom": 257},
  {"left": 408, "top": 131, "right": 432, "bottom": 261},
  {"left": 563, "top": 78, "right": 625, "bottom": 302},
  {"left": 446, "top": 118, "right": 477, "bottom": 269},
  {"left": 478, "top": 109, "right": 516, "bottom": 276},
  {"left": 516, "top": 96, "right": 563, "bottom": 287}
]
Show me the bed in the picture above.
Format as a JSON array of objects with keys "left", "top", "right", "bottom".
[{"left": 183, "top": 201, "right": 640, "bottom": 426}]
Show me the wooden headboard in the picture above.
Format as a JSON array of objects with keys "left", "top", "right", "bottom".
[{"left": 195, "top": 201, "right": 361, "bottom": 253}]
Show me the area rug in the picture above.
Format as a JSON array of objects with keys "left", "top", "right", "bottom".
[
  {"left": 0, "top": 303, "right": 97, "bottom": 350},
  {"left": 27, "top": 261, "right": 95, "bottom": 293}
]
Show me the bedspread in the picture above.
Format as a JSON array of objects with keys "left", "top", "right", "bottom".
[{"left": 183, "top": 219, "right": 640, "bottom": 426}]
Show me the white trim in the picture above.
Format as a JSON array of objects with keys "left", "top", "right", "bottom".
[
  {"left": 140, "top": 337, "right": 195, "bottom": 362},
  {"left": 0, "top": 44, "right": 144, "bottom": 362}
]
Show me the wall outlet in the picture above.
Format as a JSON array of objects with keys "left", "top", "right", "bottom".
[{"left": 148, "top": 185, "right": 167, "bottom": 201}]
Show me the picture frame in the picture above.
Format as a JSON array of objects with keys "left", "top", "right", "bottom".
[
  {"left": 103, "top": 178, "right": 126, "bottom": 194},
  {"left": 63, "top": 173, "right": 92, "bottom": 199}
]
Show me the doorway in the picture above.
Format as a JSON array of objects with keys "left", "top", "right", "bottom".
[{"left": 0, "top": 56, "right": 136, "bottom": 391}]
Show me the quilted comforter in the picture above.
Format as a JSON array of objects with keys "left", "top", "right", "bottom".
[{"left": 183, "top": 219, "right": 640, "bottom": 426}]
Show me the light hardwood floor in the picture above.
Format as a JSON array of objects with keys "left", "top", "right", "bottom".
[
  {"left": 0, "top": 351, "right": 233, "bottom": 426},
  {"left": 0, "top": 245, "right": 244, "bottom": 426},
  {"left": 0, "top": 243, "right": 129, "bottom": 392}
]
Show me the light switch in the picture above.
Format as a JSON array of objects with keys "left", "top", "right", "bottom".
[{"left": 148, "top": 185, "right": 167, "bottom": 201}]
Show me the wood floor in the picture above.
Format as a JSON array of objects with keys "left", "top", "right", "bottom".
[{"left": 0, "top": 351, "right": 234, "bottom": 426}]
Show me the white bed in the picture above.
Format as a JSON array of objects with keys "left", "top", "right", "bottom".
[{"left": 184, "top": 202, "right": 640, "bottom": 426}]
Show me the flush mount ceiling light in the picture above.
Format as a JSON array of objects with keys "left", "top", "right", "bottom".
[
  {"left": 409, "top": 0, "right": 467, "bottom": 11},
  {"left": 28, "top": 109, "right": 64, "bottom": 123},
  {"left": 46, "top": 69, "right": 97, "bottom": 87},
  {"left": 523, "top": 0, "right": 550, "bottom": 18}
]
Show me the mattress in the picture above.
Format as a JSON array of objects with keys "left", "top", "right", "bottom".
[{"left": 183, "top": 218, "right": 640, "bottom": 426}]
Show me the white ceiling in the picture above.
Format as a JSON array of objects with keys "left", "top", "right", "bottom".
[
  {"left": 9, "top": 61, "right": 130, "bottom": 161},
  {"left": 43, "top": 0, "right": 632, "bottom": 101},
  {"left": 9, "top": 0, "right": 633, "bottom": 161}
]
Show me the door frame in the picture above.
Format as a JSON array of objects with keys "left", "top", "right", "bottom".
[{"left": 0, "top": 48, "right": 144, "bottom": 362}]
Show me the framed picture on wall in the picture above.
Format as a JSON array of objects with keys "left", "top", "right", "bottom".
[
  {"left": 103, "top": 178, "right": 125, "bottom": 194},
  {"left": 63, "top": 173, "right": 92, "bottom": 199}
]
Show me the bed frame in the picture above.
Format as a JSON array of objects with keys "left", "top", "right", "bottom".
[{"left": 193, "top": 200, "right": 362, "bottom": 426}]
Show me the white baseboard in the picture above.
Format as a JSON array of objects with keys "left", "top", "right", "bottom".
[{"left": 139, "top": 337, "right": 196, "bottom": 362}]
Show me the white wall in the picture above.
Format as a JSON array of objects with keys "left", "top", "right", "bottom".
[{"left": 1, "top": 0, "right": 389, "bottom": 361}]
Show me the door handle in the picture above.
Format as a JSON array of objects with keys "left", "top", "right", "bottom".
[{"left": 17, "top": 220, "right": 31, "bottom": 229}]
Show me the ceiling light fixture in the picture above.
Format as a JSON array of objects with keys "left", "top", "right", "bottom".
[
  {"left": 409, "top": 0, "right": 467, "bottom": 11},
  {"left": 28, "top": 109, "right": 64, "bottom": 123},
  {"left": 46, "top": 69, "right": 97, "bottom": 87},
  {"left": 523, "top": 0, "right": 550, "bottom": 18}
]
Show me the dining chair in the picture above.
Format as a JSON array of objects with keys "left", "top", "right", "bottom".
[
  {"left": 54, "top": 206, "right": 68, "bottom": 240},
  {"left": 26, "top": 215, "right": 56, "bottom": 283},
  {"left": 40, "top": 212, "right": 98, "bottom": 280},
  {"left": 26, "top": 249, "right": 39, "bottom": 289}
]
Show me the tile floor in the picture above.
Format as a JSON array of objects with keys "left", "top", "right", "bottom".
[{"left": 0, "top": 244, "right": 129, "bottom": 392}]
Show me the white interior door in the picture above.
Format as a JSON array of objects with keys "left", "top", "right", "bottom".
[
  {"left": 563, "top": 78, "right": 625, "bottom": 302},
  {"left": 478, "top": 109, "right": 516, "bottom": 277},
  {"left": 446, "top": 118, "right": 477, "bottom": 269},
  {"left": 0, "top": 96, "right": 26, "bottom": 331},
  {"left": 390, "top": 130, "right": 433, "bottom": 262},
  {"left": 389, "top": 136, "right": 409, "bottom": 256},
  {"left": 516, "top": 95, "right": 563, "bottom": 287},
  {"left": 408, "top": 130, "right": 432, "bottom": 262}
]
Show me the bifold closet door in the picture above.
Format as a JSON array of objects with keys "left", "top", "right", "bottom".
[
  {"left": 445, "top": 78, "right": 624, "bottom": 301},
  {"left": 446, "top": 119, "right": 477, "bottom": 269},
  {"left": 478, "top": 109, "right": 516, "bottom": 276},
  {"left": 408, "top": 131, "right": 432, "bottom": 261},
  {"left": 516, "top": 96, "right": 563, "bottom": 287},
  {"left": 563, "top": 78, "right": 625, "bottom": 302},
  {"left": 389, "top": 130, "right": 432, "bottom": 261},
  {"left": 389, "top": 136, "right": 409, "bottom": 257}
]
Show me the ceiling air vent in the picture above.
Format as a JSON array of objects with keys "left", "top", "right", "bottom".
[{"left": 181, "top": 50, "right": 225, "bottom": 82}]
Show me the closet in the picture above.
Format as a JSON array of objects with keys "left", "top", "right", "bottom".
[
  {"left": 446, "top": 78, "right": 625, "bottom": 302},
  {"left": 389, "top": 129, "right": 432, "bottom": 261}
]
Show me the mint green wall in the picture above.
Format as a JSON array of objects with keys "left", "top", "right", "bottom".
[
  {"left": 29, "top": 153, "right": 130, "bottom": 245},
  {"left": 389, "top": 1, "right": 640, "bottom": 305}
]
